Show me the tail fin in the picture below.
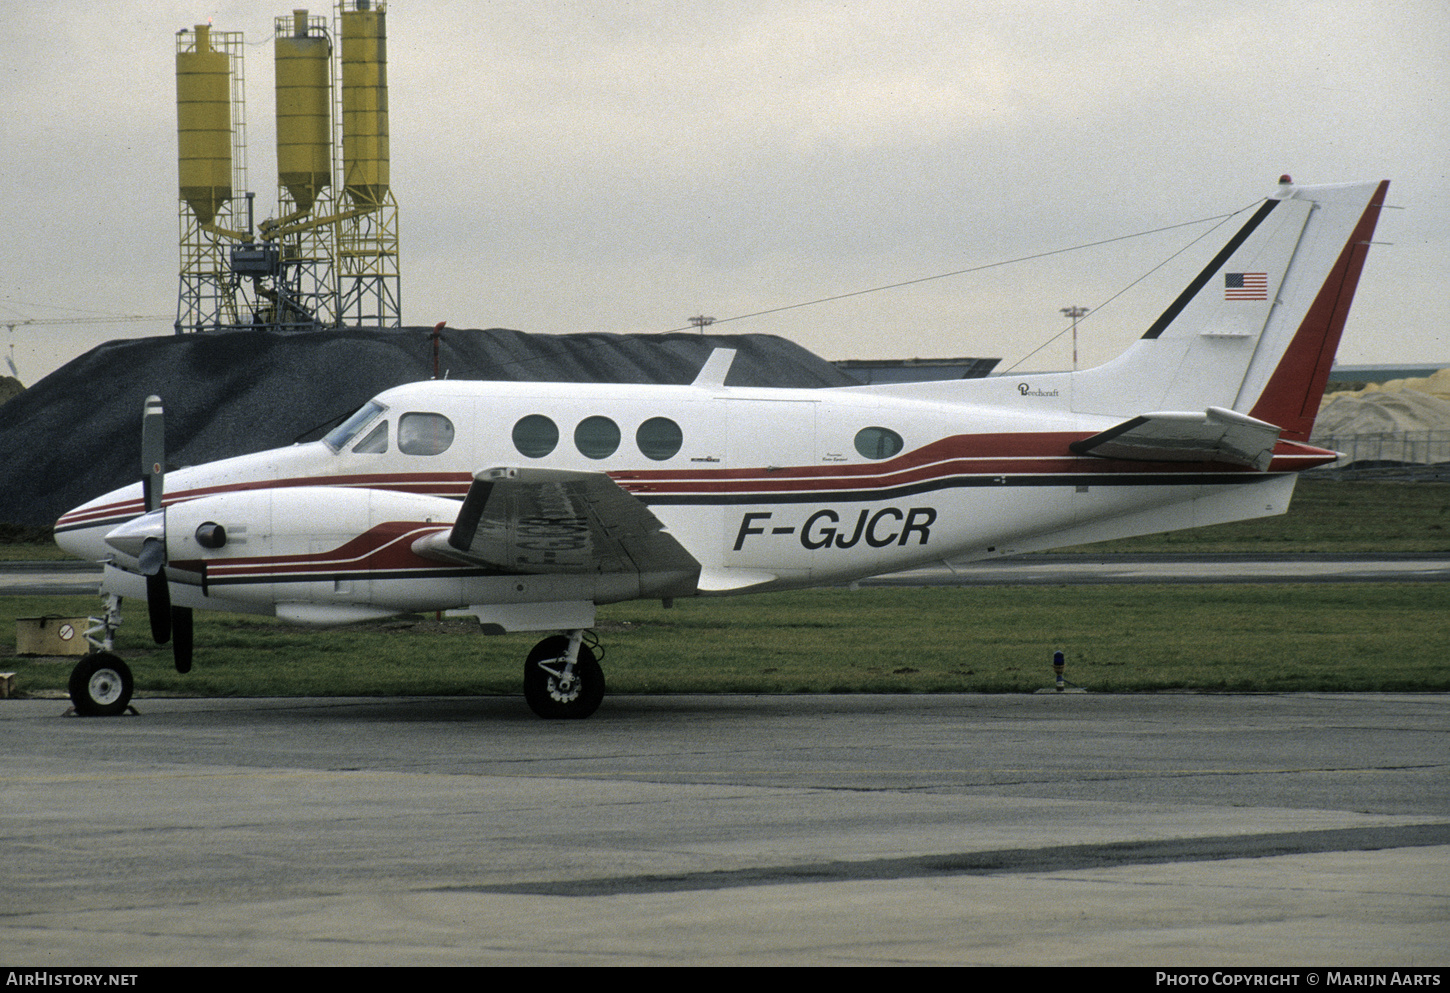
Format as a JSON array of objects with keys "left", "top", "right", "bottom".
[{"left": 1072, "top": 178, "right": 1389, "bottom": 441}]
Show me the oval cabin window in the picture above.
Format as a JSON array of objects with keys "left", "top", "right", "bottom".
[
  {"left": 854, "top": 426, "right": 903, "bottom": 460},
  {"left": 398, "top": 413, "right": 455, "bottom": 456}
]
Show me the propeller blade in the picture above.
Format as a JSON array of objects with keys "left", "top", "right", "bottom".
[
  {"left": 137, "top": 395, "right": 197, "bottom": 669},
  {"left": 138, "top": 535, "right": 166, "bottom": 576},
  {"left": 141, "top": 395, "right": 165, "bottom": 513},
  {"left": 172, "top": 607, "right": 194, "bottom": 673},
  {"left": 146, "top": 571, "right": 172, "bottom": 645},
  {"left": 139, "top": 396, "right": 174, "bottom": 646}
]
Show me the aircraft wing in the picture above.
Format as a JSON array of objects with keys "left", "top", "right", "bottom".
[
  {"left": 415, "top": 466, "right": 701, "bottom": 587},
  {"left": 1069, "top": 406, "right": 1283, "bottom": 471}
]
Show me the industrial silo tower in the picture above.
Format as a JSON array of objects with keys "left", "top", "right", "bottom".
[
  {"left": 336, "top": 0, "right": 400, "bottom": 329},
  {"left": 259, "top": 7, "right": 340, "bottom": 330},
  {"left": 174, "top": 23, "right": 252, "bottom": 333},
  {"left": 174, "top": 4, "right": 401, "bottom": 334}
]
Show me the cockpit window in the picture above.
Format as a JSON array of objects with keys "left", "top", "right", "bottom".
[
  {"left": 399, "top": 413, "right": 455, "bottom": 456},
  {"left": 323, "top": 401, "right": 385, "bottom": 452},
  {"left": 353, "top": 421, "right": 389, "bottom": 454}
]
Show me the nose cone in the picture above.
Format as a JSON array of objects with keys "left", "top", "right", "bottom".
[
  {"left": 54, "top": 482, "right": 147, "bottom": 562},
  {"left": 54, "top": 518, "right": 111, "bottom": 562}
]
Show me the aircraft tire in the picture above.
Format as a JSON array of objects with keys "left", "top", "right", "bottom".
[
  {"left": 523, "top": 636, "right": 605, "bottom": 720},
  {"left": 68, "top": 652, "right": 134, "bottom": 717}
]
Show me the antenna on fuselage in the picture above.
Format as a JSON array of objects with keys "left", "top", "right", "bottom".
[
  {"left": 691, "top": 347, "right": 736, "bottom": 388},
  {"left": 429, "top": 320, "right": 446, "bottom": 379}
]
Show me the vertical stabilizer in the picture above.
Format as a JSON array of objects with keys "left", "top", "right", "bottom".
[
  {"left": 1241, "top": 180, "right": 1389, "bottom": 440},
  {"left": 1071, "top": 179, "right": 1388, "bottom": 439}
]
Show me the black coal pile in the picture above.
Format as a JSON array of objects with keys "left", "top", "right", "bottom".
[{"left": 0, "top": 327, "right": 857, "bottom": 527}]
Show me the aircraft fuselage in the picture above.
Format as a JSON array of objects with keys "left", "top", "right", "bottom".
[{"left": 55, "top": 374, "right": 1322, "bottom": 629}]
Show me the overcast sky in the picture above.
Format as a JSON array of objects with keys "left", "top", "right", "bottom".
[{"left": 1, "top": 0, "right": 1445, "bottom": 386}]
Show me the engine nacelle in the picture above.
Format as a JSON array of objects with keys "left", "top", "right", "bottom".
[{"left": 160, "top": 486, "right": 463, "bottom": 612}]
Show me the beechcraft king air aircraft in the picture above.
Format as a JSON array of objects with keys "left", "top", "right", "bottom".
[{"left": 55, "top": 177, "right": 1389, "bottom": 719}]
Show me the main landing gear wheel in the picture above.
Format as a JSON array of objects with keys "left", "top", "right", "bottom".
[
  {"left": 523, "top": 635, "right": 605, "bottom": 720},
  {"left": 68, "top": 652, "right": 134, "bottom": 717}
]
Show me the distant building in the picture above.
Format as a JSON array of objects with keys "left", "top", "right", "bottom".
[
  {"left": 834, "top": 357, "right": 999, "bottom": 385},
  {"left": 835, "top": 360, "right": 1447, "bottom": 388},
  {"left": 0, "top": 376, "right": 23, "bottom": 406}
]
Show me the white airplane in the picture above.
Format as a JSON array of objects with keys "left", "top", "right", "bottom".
[{"left": 55, "top": 176, "right": 1389, "bottom": 719}]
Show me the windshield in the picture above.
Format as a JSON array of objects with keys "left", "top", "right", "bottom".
[{"left": 322, "top": 400, "right": 386, "bottom": 453}]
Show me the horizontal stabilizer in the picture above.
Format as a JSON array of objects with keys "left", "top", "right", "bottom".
[
  {"left": 414, "top": 466, "right": 701, "bottom": 595},
  {"left": 1069, "top": 406, "right": 1282, "bottom": 471}
]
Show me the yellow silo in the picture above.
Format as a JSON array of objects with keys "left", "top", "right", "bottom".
[
  {"left": 274, "top": 9, "right": 331, "bottom": 214},
  {"left": 341, "top": 0, "right": 389, "bottom": 207},
  {"left": 176, "top": 24, "right": 232, "bottom": 225}
]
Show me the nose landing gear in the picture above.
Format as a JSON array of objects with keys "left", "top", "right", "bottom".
[{"left": 68, "top": 652, "right": 134, "bottom": 717}]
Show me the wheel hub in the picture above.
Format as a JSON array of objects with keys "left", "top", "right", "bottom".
[
  {"left": 88, "top": 669, "right": 123, "bottom": 706},
  {"left": 542, "top": 665, "right": 581, "bottom": 703}
]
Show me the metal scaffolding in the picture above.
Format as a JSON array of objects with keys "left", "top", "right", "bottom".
[
  {"left": 174, "top": 3, "right": 401, "bottom": 334},
  {"left": 335, "top": 0, "right": 400, "bottom": 329},
  {"left": 175, "top": 25, "right": 251, "bottom": 333}
]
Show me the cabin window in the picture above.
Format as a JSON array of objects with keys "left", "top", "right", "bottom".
[
  {"left": 353, "top": 420, "right": 389, "bottom": 454},
  {"left": 399, "top": 412, "right": 455, "bottom": 456},
  {"left": 854, "top": 426, "right": 903, "bottom": 460},
  {"left": 512, "top": 415, "right": 559, "bottom": 458},
  {"left": 575, "top": 416, "right": 621, "bottom": 459},
  {"left": 323, "top": 400, "right": 385, "bottom": 452},
  {"left": 636, "top": 417, "right": 683, "bottom": 461}
]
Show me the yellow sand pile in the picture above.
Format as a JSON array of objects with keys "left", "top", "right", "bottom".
[{"left": 1314, "top": 368, "right": 1450, "bottom": 439}]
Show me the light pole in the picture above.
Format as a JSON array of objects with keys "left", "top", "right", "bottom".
[
  {"left": 689, "top": 315, "right": 716, "bottom": 334},
  {"left": 1060, "top": 306, "right": 1089, "bottom": 371}
]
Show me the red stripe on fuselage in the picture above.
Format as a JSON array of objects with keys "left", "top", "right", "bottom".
[
  {"left": 197, "top": 521, "right": 452, "bottom": 580},
  {"left": 57, "top": 433, "right": 1337, "bottom": 535},
  {"left": 54, "top": 472, "right": 472, "bottom": 531},
  {"left": 612, "top": 433, "right": 1337, "bottom": 494},
  {"left": 168, "top": 471, "right": 472, "bottom": 503}
]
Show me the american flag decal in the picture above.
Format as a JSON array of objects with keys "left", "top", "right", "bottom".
[{"left": 1225, "top": 272, "right": 1268, "bottom": 301}]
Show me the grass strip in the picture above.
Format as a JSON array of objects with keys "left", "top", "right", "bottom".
[{"left": 5, "top": 583, "right": 1447, "bottom": 698}]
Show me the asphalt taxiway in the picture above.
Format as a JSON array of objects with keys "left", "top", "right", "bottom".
[
  {"left": 865, "top": 552, "right": 1450, "bottom": 586},
  {"left": 2, "top": 693, "right": 1445, "bottom": 966}
]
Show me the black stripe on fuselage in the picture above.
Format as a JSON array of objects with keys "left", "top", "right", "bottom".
[
  {"left": 636, "top": 471, "right": 1280, "bottom": 507},
  {"left": 191, "top": 474, "right": 1282, "bottom": 587},
  {"left": 54, "top": 514, "right": 136, "bottom": 536},
  {"left": 1141, "top": 198, "right": 1281, "bottom": 340},
  {"left": 204, "top": 566, "right": 497, "bottom": 587}
]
